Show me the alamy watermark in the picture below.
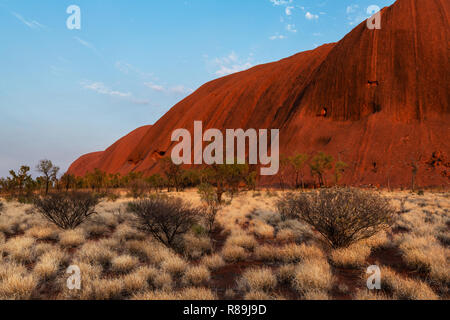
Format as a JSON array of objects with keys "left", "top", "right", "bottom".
[
  {"left": 66, "top": 265, "right": 81, "bottom": 290},
  {"left": 367, "top": 5, "right": 381, "bottom": 30},
  {"left": 66, "top": 5, "right": 81, "bottom": 30},
  {"left": 366, "top": 265, "right": 381, "bottom": 290},
  {"left": 171, "top": 121, "right": 280, "bottom": 176}
]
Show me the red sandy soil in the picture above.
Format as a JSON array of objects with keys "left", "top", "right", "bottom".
[{"left": 69, "top": 0, "right": 450, "bottom": 187}]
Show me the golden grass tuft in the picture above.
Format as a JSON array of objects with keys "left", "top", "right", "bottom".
[
  {"left": 34, "top": 248, "right": 67, "bottom": 280},
  {"left": 1, "top": 236, "right": 36, "bottom": 263},
  {"left": 292, "top": 258, "right": 333, "bottom": 295},
  {"left": 221, "top": 245, "right": 249, "bottom": 262},
  {"left": 111, "top": 254, "right": 140, "bottom": 273},
  {"left": 132, "top": 287, "right": 217, "bottom": 300},
  {"left": 225, "top": 232, "right": 257, "bottom": 250},
  {"left": 160, "top": 254, "right": 188, "bottom": 275},
  {"left": 58, "top": 229, "right": 85, "bottom": 248},
  {"left": 182, "top": 265, "right": 211, "bottom": 286},
  {"left": 330, "top": 243, "right": 371, "bottom": 268},
  {"left": 238, "top": 267, "right": 277, "bottom": 292},
  {"left": 381, "top": 267, "right": 438, "bottom": 300},
  {"left": 200, "top": 254, "right": 226, "bottom": 271}
]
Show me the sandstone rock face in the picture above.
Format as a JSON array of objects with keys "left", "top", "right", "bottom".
[{"left": 69, "top": 0, "right": 450, "bottom": 187}]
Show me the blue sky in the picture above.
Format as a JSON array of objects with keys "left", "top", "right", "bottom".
[{"left": 0, "top": 0, "right": 396, "bottom": 177}]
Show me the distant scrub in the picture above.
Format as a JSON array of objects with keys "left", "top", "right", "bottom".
[
  {"left": 33, "top": 192, "right": 99, "bottom": 230},
  {"left": 277, "top": 188, "right": 395, "bottom": 248}
]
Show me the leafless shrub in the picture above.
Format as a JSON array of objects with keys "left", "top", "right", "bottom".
[
  {"left": 128, "top": 196, "right": 200, "bottom": 251},
  {"left": 277, "top": 188, "right": 395, "bottom": 248},
  {"left": 33, "top": 192, "right": 99, "bottom": 230}
]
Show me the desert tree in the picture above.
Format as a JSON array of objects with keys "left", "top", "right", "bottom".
[
  {"left": 310, "top": 152, "right": 334, "bottom": 187},
  {"left": 405, "top": 153, "right": 422, "bottom": 191},
  {"left": 202, "top": 163, "right": 248, "bottom": 203},
  {"left": 277, "top": 155, "right": 290, "bottom": 190},
  {"left": 128, "top": 196, "right": 201, "bottom": 251},
  {"left": 61, "top": 173, "right": 76, "bottom": 192},
  {"left": 160, "top": 157, "right": 184, "bottom": 192},
  {"left": 36, "top": 160, "right": 60, "bottom": 195},
  {"left": 333, "top": 160, "right": 348, "bottom": 185},
  {"left": 197, "top": 183, "right": 222, "bottom": 234},
  {"left": 288, "top": 153, "right": 309, "bottom": 189},
  {"left": 277, "top": 188, "right": 395, "bottom": 248},
  {"left": 86, "top": 168, "right": 106, "bottom": 192},
  {"left": 244, "top": 167, "right": 258, "bottom": 191},
  {"left": 146, "top": 174, "right": 165, "bottom": 193},
  {"left": 8, "top": 165, "right": 33, "bottom": 197}
]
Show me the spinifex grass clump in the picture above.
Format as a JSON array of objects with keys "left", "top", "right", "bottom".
[
  {"left": 128, "top": 196, "right": 201, "bottom": 251},
  {"left": 34, "top": 192, "right": 99, "bottom": 230},
  {"left": 277, "top": 188, "right": 395, "bottom": 248}
]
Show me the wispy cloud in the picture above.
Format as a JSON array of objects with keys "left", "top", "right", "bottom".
[
  {"left": 82, "top": 81, "right": 131, "bottom": 97},
  {"left": 144, "top": 82, "right": 193, "bottom": 96},
  {"left": 81, "top": 80, "right": 150, "bottom": 105},
  {"left": 346, "top": 5, "right": 370, "bottom": 26},
  {"left": 115, "top": 61, "right": 154, "bottom": 79},
  {"left": 269, "top": 34, "right": 287, "bottom": 40},
  {"left": 305, "top": 12, "right": 319, "bottom": 20},
  {"left": 208, "top": 52, "right": 254, "bottom": 76},
  {"left": 286, "top": 24, "right": 297, "bottom": 33},
  {"left": 11, "top": 12, "right": 45, "bottom": 29},
  {"left": 74, "top": 37, "right": 102, "bottom": 57}
]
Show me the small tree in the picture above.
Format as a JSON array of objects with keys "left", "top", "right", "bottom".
[
  {"left": 160, "top": 157, "right": 184, "bottom": 192},
  {"left": 406, "top": 154, "right": 422, "bottom": 192},
  {"left": 8, "top": 165, "right": 33, "bottom": 197},
  {"left": 146, "top": 174, "right": 165, "bottom": 193},
  {"left": 277, "top": 188, "right": 395, "bottom": 248},
  {"left": 277, "top": 155, "right": 290, "bottom": 190},
  {"left": 36, "top": 160, "right": 60, "bottom": 195},
  {"left": 289, "top": 153, "right": 309, "bottom": 189},
  {"left": 197, "top": 183, "right": 222, "bottom": 234},
  {"left": 333, "top": 161, "right": 348, "bottom": 185},
  {"left": 61, "top": 173, "right": 76, "bottom": 192},
  {"left": 34, "top": 192, "right": 99, "bottom": 230},
  {"left": 310, "top": 152, "right": 334, "bottom": 187},
  {"left": 129, "top": 196, "right": 200, "bottom": 251}
]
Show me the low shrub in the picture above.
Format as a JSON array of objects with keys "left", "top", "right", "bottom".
[
  {"left": 277, "top": 188, "right": 395, "bottom": 248},
  {"left": 128, "top": 196, "right": 201, "bottom": 251},
  {"left": 33, "top": 192, "right": 99, "bottom": 230}
]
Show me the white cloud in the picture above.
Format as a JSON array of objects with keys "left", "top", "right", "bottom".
[
  {"left": 169, "top": 85, "right": 193, "bottom": 95},
  {"left": 346, "top": 5, "right": 370, "bottom": 26},
  {"left": 82, "top": 81, "right": 131, "bottom": 97},
  {"left": 269, "top": 34, "right": 287, "bottom": 40},
  {"left": 285, "top": 6, "right": 294, "bottom": 16},
  {"left": 74, "top": 37, "right": 102, "bottom": 57},
  {"left": 346, "top": 5, "right": 359, "bottom": 14},
  {"left": 11, "top": 12, "right": 45, "bottom": 29},
  {"left": 144, "top": 82, "right": 165, "bottom": 92},
  {"left": 210, "top": 51, "right": 254, "bottom": 76},
  {"left": 270, "top": 0, "right": 292, "bottom": 6},
  {"left": 286, "top": 24, "right": 297, "bottom": 33},
  {"left": 305, "top": 12, "right": 319, "bottom": 20},
  {"left": 81, "top": 81, "right": 150, "bottom": 105},
  {"left": 144, "top": 82, "right": 193, "bottom": 96}
]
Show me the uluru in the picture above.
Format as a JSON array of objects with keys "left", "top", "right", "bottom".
[{"left": 68, "top": 0, "right": 450, "bottom": 188}]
